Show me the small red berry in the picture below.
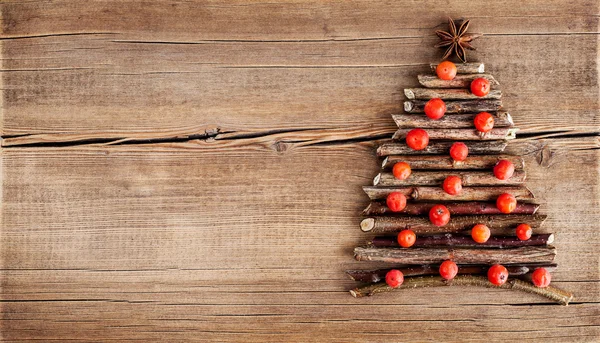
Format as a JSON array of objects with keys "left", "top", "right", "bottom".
[
  {"left": 385, "top": 269, "right": 404, "bottom": 288},
  {"left": 439, "top": 260, "right": 458, "bottom": 280},
  {"left": 436, "top": 61, "right": 457, "bottom": 81},
  {"left": 493, "top": 159, "right": 515, "bottom": 180},
  {"left": 497, "top": 193, "right": 517, "bottom": 214},
  {"left": 386, "top": 192, "right": 407, "bottom": 212},
  {"left": 449, "top": 142, "right": 469, "bottom": 162},
  {"left": 397, "top": 229, "right": 416, "bottom": 248},
  {"left": 488, "top": 264, "right": 509, "bottom": 286},
  {"left": 471, "top": 224, "right": 491, "bottom": 243},
  {"left": 471, "top": 77, "right": 491, "bottom": 97},
  {"left": 531, "top": 268, "right": 551, "bottom": 288},
  {"left": 474, "top": 112, "right": 494, "bottom": 133},
  {"left": 443, "top": 175, "right": 462, "bottom": 195},
  {"left": 424, "top": 98, "right": 446, "bottom": 120},
  {"left": 516, "top": 223, "right": 532, "bottom": 241},
  {"left": 429, "top": 204, "right": 450, "bottom": 227},
  {"left": 392, "top": 162, "right": 412, "bottom": 180},
  {"left": 406, "top": 129, "right": 429, "bottom": 151}
]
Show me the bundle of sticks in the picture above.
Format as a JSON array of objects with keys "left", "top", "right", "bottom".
[{"left": 348, "top": 62, "right": 573, "bottom": 305}]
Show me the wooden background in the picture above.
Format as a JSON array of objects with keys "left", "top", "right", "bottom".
[{"left": 1, "top": 1, "right": 599, "bottom": 341}]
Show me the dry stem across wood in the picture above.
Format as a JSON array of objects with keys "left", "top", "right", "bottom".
[
  {"left": 418, "top": 73, "right": 499, "bottom": 88},
  {"left": 392, "top": 128, "right": 517, "bottom": 141},
  {"left": 404, "top": 99, "right": 502, "bottom": 113},
  {"left": 430, "top": 62, "right": 484, "bottom": 74},
  {"left": 377, "top": 141, "right": 507, "bottom": 156},
  {"left": 404, "top": 88, "right": 502, "bottom": 100},
  {"left": 362, "top": 185, "right": 535, "bottom": 201},
  {"left": 374, "top": 170, "right": 526, "bottom": 187},
  {"left": 381, "top": 155, "right": 524, "bottom": 170},
  {"left": 362, "top": 201, "right": 539, "bottom": 216},
  {"left": 349, "top": 275, "right": 573, "bottom": 305},
  {"left": 392, "top": 112, "right": 513, "bottom": 129},
  {"left": 369, "top": 234, "right": 554, "bottom": 248},
  {"left": 354, "top": 246, "right": 556, "bottom": 265}
]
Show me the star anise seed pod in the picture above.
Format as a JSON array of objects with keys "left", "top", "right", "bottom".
[{"left": 435, "top": 17, "right": 482, "bottom": 63}]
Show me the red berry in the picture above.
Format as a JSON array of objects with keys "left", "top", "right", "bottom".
[
  {"left": 493, "top": 159, "right": 515, "bottom": 180},
  {"left": 385, "top": 269, "right": 404, "bottom": 288},
  {"left": 429, "top": 204, "right": 450, "bottom": 227},
  {"left": 424, "top": 98, "right": 446, "bottom": 120},
  {"left": 488, "top": 264, "right": 509, "bottom": 286},
  {"left": 436, "top": 61, "right": 457, "bottom": 81},
  {"left": 497, "top": 193, "right": 517, "bottom": 214},
  {"left": 442, "top": 175, "right": 462, "bottom": 195},
  {"left": 449, "top": 142, "right": 469, "bottom": 162},
  {"left": 386, "top": 192, "right": 407, "bottom": 212},
  {"left": 397, "top": 229, "right": 416, "bottom": 248},
  {"left": 439, "top": 260, "right": 458, "bottom": 280},
  {"left": 471, "top": 77, "right": 491, "bottom": 97},
  {"left": 406, "top": 129, "right": 429, "bottom": 150},
  {"left": 471, "top": 224, "right": 491, "bottom": 243},
  {"left": 392, "top": 162, "right": 412, "bottom": 180},
  {"left": 531, "top": 268, "right": 551, "bottom": 288},
  {"left": 516, "top": 223, "right": 532, "bottom": 241},
  {"left": 474, "top": 112, "right": 494, "bottom": 133}
]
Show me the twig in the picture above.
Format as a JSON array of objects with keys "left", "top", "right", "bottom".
[
  {"left": 404, "top": 99, "right": 502, "bottom": 113},
  {"left": 381, "top": 155, "right": 524, "bottom": 170},
  {"left": 360, "top": 214, "right": 547, "bottom": 234},
  {"left": 418, "top": 73, "right": 499, "bottom": 88},
  {"left": 404, "top": 88, "right": 502, "bottom": 100},
  {"left": 377, "top": 141, "right": 507, "bottom": 156},
  {"left": 370, "top": 234, "right": 554, "bottom": 248},
  {"left": 362, "top": 201, "right": 539, "bottom": 216},
  {"left": 374, "top": 170, "right": 526, "bottom": 187},
  {"left": 362, "top": 185, "right": 535, "bottom": 201},
  {"left": 392, "top": 112, "right": 513, "bottom": 129},
  {"left": 392, "top": 128, "right": 517, "bottom": 141},
  {"left": 353, "top": 246, "right": 556, "bottom": 264},
  {"left": 349, "top": 275, "right": 574, "bottom": 305},
  {"left": 345, "top": 264, "right": 557, "bottom": 283},
  {"left": 430, "top": 62, "right": 484, "bottom": 74}
]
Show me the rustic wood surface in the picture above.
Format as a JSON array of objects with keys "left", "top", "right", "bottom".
[{"left": 1, "top": 1, "right": 599, "bottom": 342}]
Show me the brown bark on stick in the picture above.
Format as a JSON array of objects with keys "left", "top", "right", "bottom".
[
  {"left": 404, "top": 99, "right": 502, "bottom": 113},
  {"left": 374, "top": 170, "right": 526, "bottom": 187},
  {"left": 392, "top": 128, "right": 517, "bottom": 141},
  {"left": 362, "top": 185, "right": 535, "bottom": 201},
  {"left": 370, "top": 234, "right": 554, "bottom": 248},
  {"left": 345, "top": 264, "right": 557, "bottom": 283},
  {"left": 360, "top": 214, "right": 547, "bottom": 234},
  {"left": 353, "top": 246, "right": 556, "bottom": 265},
  {"left": 430, "top": 62, "right": 484, "bottom": 74},
  {"left": 381, "top": 155, "right": 524, "bottom": 170},
  {"left": 404, "top": 88, "right": 502, "bottom": 100},
  {"left": 377, "top": 141, "right": 507, "bottom": 156},
  {"left": 349, "top": 275, "right": 573, "bottom": 305},
  {"left": 392, "top": 112, "right": 513, "bottom": 129},
  {"left": 362, "top": 201, "right": 539, "bottom": 216},
  {"left": 418, "top": 73, "right": 499, "bottom": 88}
]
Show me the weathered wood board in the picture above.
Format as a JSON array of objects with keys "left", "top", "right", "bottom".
[{"left": 1, "top": 1, "right": 599, "bottom": 341}]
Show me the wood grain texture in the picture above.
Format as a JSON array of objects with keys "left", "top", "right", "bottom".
[{"left": 1, "top": 0, "right": 599, "bottom": 342}]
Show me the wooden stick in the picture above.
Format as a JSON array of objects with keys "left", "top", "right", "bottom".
[
  {"left": 370, "top": 234, "right": 554, "bottom": 248},
  {"left": 377, "top": 141, "right": 507, "bottom": 156},
  {"left": 354, "top": 246, "right": 556, "bottom": 265},
  {"left": 392, "top": 112, "right": 513, "bottom": 129},
  {"left": 362, "top": 201, "right": 539, "bottom": 216},
  {"left": 349, "top": 275, "right": 574, "bottom": 305},
  {"left": 418, "top": 73, "right": 499, "bottom": 88},
  {"left": 404, "top": 99, "right": 502, "bottom": 113},
  {"left": 345, "top": 264, "right": 558, "bottom": 283},
  {"left": 360, "top": 214, "right": 547, "bottom": 234},
  {"left": 430, "top": 62, "right": 484, "bottom": 74},
  {"left": 362, "top": 186, "right": 535, "bottom": 201},
  {"left": 392, "top": 128, "right": 517, "bottom": 141},
  {"left": 404, "top": 88, "right": 502, "bottom": 100},
  {"left": 381, "top": 155, "right": 524, "bottom": 170},
  {"left": 374, "top": 170, "right": 526, "bottom": 187}
]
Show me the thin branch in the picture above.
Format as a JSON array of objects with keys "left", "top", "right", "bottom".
[
  {"left": 374, "top": 170, "right": 526, "bottom": 187},
  {"left": 381, "top": 155, "right": 524, "bottom": 170},
  {"left": 362, "top": 201, "right": 539, "bottom": 216},
  {"left": 404, "top": 88, "right": 502, "bottom": 100},
  {"left": 369, "top": 234, "right": 554, "bottom": 248},
  {"left": 349, "top": 275, "right": 574, "bottom": 305}
]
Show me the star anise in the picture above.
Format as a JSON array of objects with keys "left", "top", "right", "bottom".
[{"left": 435, "top": 17, "right": 482, "bottom": 63}]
